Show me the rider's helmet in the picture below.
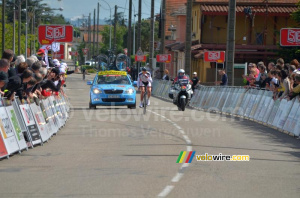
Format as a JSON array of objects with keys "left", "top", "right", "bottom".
[
  {"left": 178, "top": 69, "right": 185, "bottom": 76},
  {"left": 142, "top": 67, "right": 147, "bottom": 72}
]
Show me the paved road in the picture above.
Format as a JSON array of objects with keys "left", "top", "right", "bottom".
[{"left": 0, "top": 74, "right": 299, "bottom": 198}]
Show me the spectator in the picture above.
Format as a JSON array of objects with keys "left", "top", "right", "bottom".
[
  {"left": 267, "top": 62, "right": 275, "bottom": 72},
  {"left": 162, "top": 69, "right": 169, "bottom": 81},
  {"left": 276, "top": 69, "right": 290, "bottom": 99},
  {"left": 290, "top": 59, "right": 299, "bottom": 69},
  {"left": 40, "top": 68, "right": 62, "bottom": 92},
  {"left": 0, "top": 71, "right": 8, "bottom": 89},
  {"left": 31, "top": 61, "right": 42, "bottom": 73},
  {"left": 39, "top": 67, "right": 48, "bottom": 79},
  {"left": 191, "top": 72, "right": 200, "bottom": 91},
  {"left": 2, "top": 49, "right": 16, "bottom": 78},
  {"left": 257, "top": 64, "right": 267, "bottom": 81},
  {"left": 288, "top": 74, "right": 300, "bottom": 100},
  {"left": 15, "top": 55, "right": 25, "bottom": 68},
  {"left": 216, "top": 69, "right": 228, "bottom": 86},
  {"left": 25, "top": 57, "right": 35, "bottom": 68},
  {"left": 259, "top": 73, "right": 268, "bottom": 88},
  {"left": 0, "top": 59, "right": 10, "bottom": 73},
  {"left": 277, "top": 58, "right": 284, "bottom": 68},
  {"left": 17, "top": 62, "right": 28, "bottom": 76}
]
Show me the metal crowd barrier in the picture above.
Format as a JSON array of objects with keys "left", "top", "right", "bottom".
[
  {"left": 0, "top": 93, "right": 70, "bottom": 159},
  {"left": 152, "top": 80, "right": 300, "bottom": 137}
]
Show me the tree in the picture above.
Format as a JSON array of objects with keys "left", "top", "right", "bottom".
[
  {"left": 105, "top": 12, "right": 127, "bottom": 27},
  {"left": 100, "top": 25, "right": 127, "bottom": 55}
]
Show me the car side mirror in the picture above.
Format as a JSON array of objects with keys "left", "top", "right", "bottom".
[
  {"left": 133, "top": 81, "right": 137, "bottom": 87},
  {"left": 87, "top": 81, "right": 93, "bottom": 85}
]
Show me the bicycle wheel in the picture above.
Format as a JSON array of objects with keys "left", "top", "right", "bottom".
[{"left": 143, "top": 91, "right": 147, "bottom": 114}]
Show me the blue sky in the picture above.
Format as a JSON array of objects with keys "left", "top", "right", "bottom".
[{"left": 43, "top": 0, "right": 161, "bottom": 21}]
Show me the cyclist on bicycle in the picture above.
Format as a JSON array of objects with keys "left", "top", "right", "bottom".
[{"left": 137, "top": 67, "right": 152, "bottom": 108}]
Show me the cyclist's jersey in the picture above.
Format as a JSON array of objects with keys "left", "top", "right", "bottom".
[{"left": 137, "top": 72, "right": 153, "bottom": 87}]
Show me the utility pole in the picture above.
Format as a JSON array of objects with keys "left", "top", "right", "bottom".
[
  {"left": 128, "top": 0, "right": 132, "bottom": 58},
  {"left": 114, "top": 5, "right": 117, "bottom": 51},
  {"left": 25, "top": 0, "right": 28, "bottom": 58},
  {"left": 226, "top": 0, "right": 236, "bottom": 86},
  {"left": 185, "top": 0, "right": 192, "bottom": 76},
  {"left": 2, "top": 0, "right": 5, "bottom": 54},
  {"left": 149, "top": 0, "right": 155, "bottom": 71},
  {"left": 13, "top": 0, "right": 15, "bottom": 53},
  {"left": 93, "top": 8, "right": 96, "bottom": 57},
  {"left": 96, "top": 2, "right": 100, "bottom": 55},
  {"left": 88, "top": 13, "right": 91, "bottom": 60},
  {"left": 160, "top": 0, "right": 166, "bottom": 77},
  {"left": 137, "top": 0, "right": 142, "bottom": 51},
  {"left": 18, "top": 0, "right": 21, "bottom": 55}
]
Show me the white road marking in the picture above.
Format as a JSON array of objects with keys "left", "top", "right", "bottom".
[
  {"left": 171, "top": 173, "right": 184, "bottom": 183},
  {"left": 148, "top": 110, "right": 193, "bottom": 197},
  {"left": 158, "top": 186, "right": 174, "bottom": 197}
]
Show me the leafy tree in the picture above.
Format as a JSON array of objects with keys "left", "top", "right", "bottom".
[{"left": 105, "top": 12, "right": 127, "bottom": 27}]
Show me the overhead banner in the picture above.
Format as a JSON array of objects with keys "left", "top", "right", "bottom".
[{"left": 38, "top": 25, "right": 74, "bottom": 45}]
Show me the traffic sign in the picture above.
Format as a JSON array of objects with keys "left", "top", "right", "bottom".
[
  {"left": 204, "top": 51, "right": 225, "bottom": 63},
  {"left": 82, "top": 48, "right": 89, "bottom": 56},
  {"left": 135, "top": 55, "right": 147, "bottom": 62},
  {"left": 280, "top": 28, "right": 300, "bottom": 46},
  {"left": 38, "top": 25, "right": 73, "bottom": 45},
  {"left": 69, "top": 51, "right": 78, "bottom": 56},
  {"left": 156, "top": 54, "right": 171, "bottom": 63}
]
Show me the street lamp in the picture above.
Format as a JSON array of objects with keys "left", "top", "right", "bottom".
[{"left": 99, "top": 0, "right": 112, "bottom": 50}]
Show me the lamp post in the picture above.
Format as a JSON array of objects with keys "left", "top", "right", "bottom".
[{"left": 99, "top": 0, "right": 112, "bottom": 49}]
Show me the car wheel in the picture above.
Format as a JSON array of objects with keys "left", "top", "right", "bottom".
[
  {"left": 128, "top": 101, "right": 136, "bottom": 109},
  {"left": 89, "top": 102, "right": 96, "bottom": 109}
]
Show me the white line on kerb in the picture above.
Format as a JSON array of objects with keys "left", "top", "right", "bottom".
[
  {"left": 148, "top": 110, "right": 193, "bottom": 197},
  {"left": 158, "top": 186, "right": 174, "bottom": 197}
]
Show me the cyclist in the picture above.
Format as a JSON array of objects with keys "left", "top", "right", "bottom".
[{"left": 137, "top": 67, "right": 152, "bottom": 108}]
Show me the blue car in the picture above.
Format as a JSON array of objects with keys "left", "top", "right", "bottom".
[{"left": 87, "top": 70, "right": 136, "bottom": 109}]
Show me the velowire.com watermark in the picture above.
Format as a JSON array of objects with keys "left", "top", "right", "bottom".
[{"left": 177, "top": 151, "right": 250, "bottom": 163}]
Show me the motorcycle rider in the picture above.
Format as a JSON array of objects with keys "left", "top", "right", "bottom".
[
  {"left": 173, "top": 69, "right": 192, "bottom": 84},
  {"left": 137, "top": 67, "right": 152, "bottom": 108}
]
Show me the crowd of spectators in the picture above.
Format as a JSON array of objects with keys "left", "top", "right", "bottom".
[
  {"left": 0, "top": 48, "right": 72, "bottom": 105},
  {"left": 242, "top": 58, "right": 300, "bottom": 100}
]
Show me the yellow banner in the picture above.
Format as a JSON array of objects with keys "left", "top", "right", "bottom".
[{"left": 98, "top": 70, "right": 127, "bottom": 76}]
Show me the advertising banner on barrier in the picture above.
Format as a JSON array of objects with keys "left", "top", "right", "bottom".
[
  {"left": 283, "top": 99, "right": 300, "bottom": 134},
  {"left": 0, "top": 133, "right": 8, "bottom": 158},
  {"left": 29, "top": 102, "right": 51, "bottom": 142},
  {"left": 49, "top": 96, "right": 64, "bottom": 128},
  {"left": 4, "top": 100, "right": 27, "bottom": 150},
  {"left": 19, "top": 103, "right": 42, "bottom": 145},
  {"left": 0, "top": 106, "right": 19, "bottom": 154},
  {"left": 43, "top": 99, "right": 58, "bottom": 135}
]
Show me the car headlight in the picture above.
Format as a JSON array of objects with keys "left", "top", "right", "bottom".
[
  {"left": 93, "top": 88, "right": 102, "bottom": 94},
  {"left": 126, "top": 88, "right": 134, "bottom": 94}
]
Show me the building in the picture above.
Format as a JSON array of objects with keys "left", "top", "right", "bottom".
[{"left": 165, "top": 0, "right": 298, "bottom": 84}]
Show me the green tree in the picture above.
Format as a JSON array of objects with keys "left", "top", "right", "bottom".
[{"left": 100, "top": 25, "right": 127, "bottom": 55}]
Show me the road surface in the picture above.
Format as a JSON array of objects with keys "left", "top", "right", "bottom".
[{"left": 0, "top": 74, "right": 299, "bottom": 198}]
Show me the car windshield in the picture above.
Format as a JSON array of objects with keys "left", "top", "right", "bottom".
[{"left": 97, "top": 75, "right": 130, "bottom": 85}]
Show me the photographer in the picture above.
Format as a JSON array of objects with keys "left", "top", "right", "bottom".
[{"left": 40, "top": 68, "right": 62, "bottom": 93}]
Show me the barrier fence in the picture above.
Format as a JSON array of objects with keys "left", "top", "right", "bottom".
[
  {"left": 152, "top": 80, "right": 300, "bottom": 137},
  {"left": 0, "top": 93, "right": 70, "bottom": 159}
]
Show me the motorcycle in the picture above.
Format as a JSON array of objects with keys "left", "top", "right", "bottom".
[{"left": 169, "top": 78, "right": 193, "bottom": 111}]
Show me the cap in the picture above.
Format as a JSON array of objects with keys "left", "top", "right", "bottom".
[
  {"left": 193, "top": 72, "right": 197, "bottom": 75},
  {"left": 142, "top": 67, "right": 147, "bottom": 71},
  {"left": 0, "top": 71, "right": 8, "bottom": 83},
  {"left": 37, "top": 49, "right": 45, "bottom": 55}
]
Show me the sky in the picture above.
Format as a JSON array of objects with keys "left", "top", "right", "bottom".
[{"left": 43, "top": 0, "right": 162, "bottom": 22}]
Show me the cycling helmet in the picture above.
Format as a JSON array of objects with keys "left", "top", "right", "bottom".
[
  {"left": 178, "top": 69, "right": 185, "bottom": 75},
  {"left": 142, "top": 67, "right": 147, "bottom": 71}
]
